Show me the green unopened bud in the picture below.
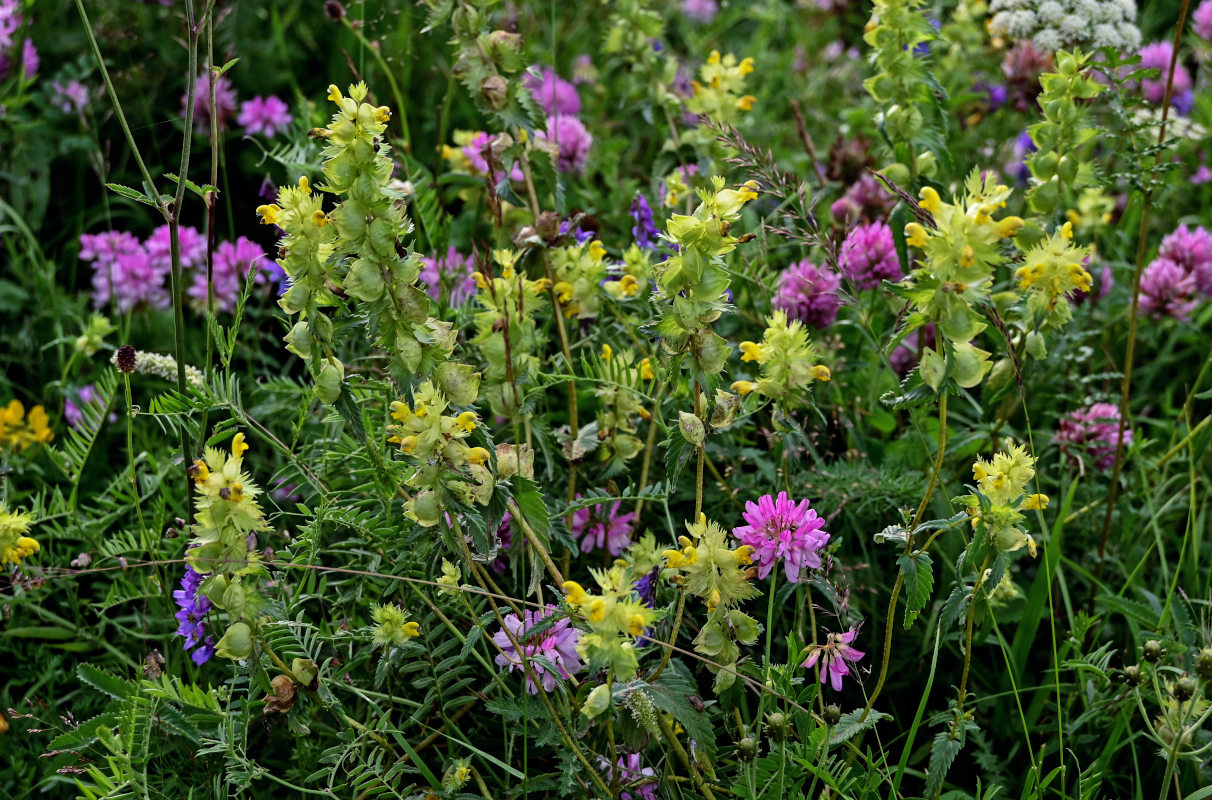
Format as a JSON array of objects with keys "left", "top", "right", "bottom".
[
  {"left": 1173, "top": 676, "right": 1197, "bottom": 702},
  {"left": 314, "top": 357, "right": 344, "bottom": 405},
  {"left": 581, "top": 683, "right": 611, "bottom": 719},
  {"left": 679, "top": 411, "right": 706, "bottom": 447},
  {"left": 1123, "top": 665, "right": 1142, "bottom": 687},
  {"left": 1196, "top": 648, "right": 1212, "bottom": 681},
  {"left": 765, "top": 712, "right": 787, "bottom": 742},
  {"left": 737, "top": 736, "right": 758, "bottom": 761},
  {"left": 824, "top": 704, "right": 842, "bottom": 726},
  {"left": 914, "top": 150, "right": 938, "bottom": 179},
  {"left": 1144, "top": 640, "right": 1164, "bottom": 663},
  {"left": 215, "top": 622, "right": 254, "bottom": 660}
]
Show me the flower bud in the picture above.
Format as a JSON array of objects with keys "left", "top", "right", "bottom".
[
  {"left": 324, "top": 0, "right": 345, "bottom": 20},
  {"left": 1173, "top": 676, "right": 1197, "bottom": 702},
  {"left": 115, "top": 345, "right": 137, "bottom": 374},
  {"left": 1196, "top": 648, "right": 1212, "bottom": 681},
  {"left": 678, "top": 411, "right": 705, "bottom": 447},
  {"left": 765, "top": 712, "right": 787, "bottom": 742},
  {"left": 824, "top": 704, "right": 842, "bottom": 726},
  {"left": 1123, "top": 665, "right": 1142, "bottom": 687},
  {"left": 737, "top": 736, "right": 758, "bottom": 761},
  {"left": 1143, "top": 640, "right": 1164, "bottom": 663}
]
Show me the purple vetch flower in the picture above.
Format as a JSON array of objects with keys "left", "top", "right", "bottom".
[
  {"left": 1137, "top": 41, "right": 1192, "bottom": 109},
  {"left": 597, "top": 753, "right": 657, "bottom": 800},
  {"left": 839, "top": 221, "right": 902, "bottom": 290},
  {"left": 64, "top": 384, "right": 118, "bottom": 429},
  {"left": 541, "top": 115, "right": 593, "bottom": 173},
  {"left": 523, "top": 67, "right": 581, "bottom": 116},
  {"left": 733, "top": 491, "right": 829, "bottom": 583},
  {"left": 182, "top": 72, "right": 237, "bottom": 133},
  {"left": 492, "top": 605, "right": 582, "bottom": 694},
  {"left": 1196, "top": 0, "right": 1212, "bottom": 40},
  {"left": 237, "top": 95, "right": 293, "bottom": 138},
  {"left": 633, "top": 567, "right": 659, "bottom": 608},
  {"left": 681, "top": 0, "right": 718, "bottom": 23},
  {"left": 0, "top": 0, "right": 18, "bottom": 53},
  {"left": 1139, "top": 258, "right": 1198, "bottom": 320},
  {"left": 173, "top": 565, "right": 214, "bottom": 665},
  {"left": 1007, "top": 129, "right": 1037, "bottom": 185},
  {"left": 631, "top": 192, "right": 658, "bottom": 249},
  {"left": 80, "top": 231, "right": 171, "bottom": 312},
  {"left": 1192, "top": 165, "right": 1212, "bottom": 186},
  {"left": 1053, "top": 402, "right": 1133, "bottom": 472},
  {"left": 187, "top": 237, "right": 275, "bottom": 313},
  {"left": 773, "top": 259, "right": 842, "bottom": 329},
  {"left": 570, "top": 497, "right": 636, "bottom": 556},
  {"left": 560, "top": 219, "right": 596, "bottom": 244},
  {"left": 802, "top": 627, "right": 865, "bottom": 691},
  {"left": 420, "top": 246, "right": 476, "bottom": 305},
  {"left": 1158, "top": 224, "right": 1212, "bottom": 296},
  {"left": 52, "top": 80, "right": 89, "bottom": 113}
]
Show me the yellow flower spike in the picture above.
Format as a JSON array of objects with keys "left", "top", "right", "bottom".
[
  {"left": 739, "top": 341, "right": 764, "bottom": 362},
  {"left": 299, "top": 176, "right": 311, "bottom": 194},
  {"left": 812, "top": 365, "right": 832, "bottom": 382},
  {"left": 231, "top": 432, "right": 249, "bottom": 459},
  {"left": 553, "top": 281, "right": 574, "bottom": 303},
  {"left": 255, "top": 204, "right": 282, "bottom": 226},
  {"left": 730, "top": 380, "right": 755, "bottom": 396},
  {"left": 1061, "top": 221, "right": 1074, "bottom": 240},
  {"left": 402, "top": 621, "right": 421, "bottom": 638},
  {"left": 640, "top": 358, "right": 655, "bottom": 381},
  {"left": 1024, "top": 493, "right": 1050, "bottom": 511},
  {"left": 919, "top": 186, "right": 942, "bottom": 213},
  {"left": 708, "top": 50, "right": 721, "bottom": 65},
  {"left": 467, "top": 447, "right": 490, "bottom": 465},
  {"left": 619, "top": 274, "right": 639, "bottom": 296},
  {"left": 739, "top": 57, "right": 755, "bottom": 75},
  {"left": 471, "top": 271, "right": 488, "bottom": 290},
  {"left": 739, "top": 180, "right": 759, "bottom": 202},
  {"left": 601, "top": 344, "right": 613, "bottom": 362},
  {"left": 997, "top": 216, "right": 1025, "bottom": 238},
  {"left": 532, "top": 277, "right": 553, "bottom": 292},
  {"left": 663, "top": 549, "right": 687, "bottom": 568},
  {"left": 229, "top": 483, "right": 244, "bottom": 503},
  {"left": 374, "top": 106, "right": 391, "bottom": 124},
  {"left": 973, "top": 463, "right": 988, "bottom": 482},
  {"left": 455, "top": 411, "right": 478, "bottom": 432},
  {"left": 327, "top": 84, "right": 343, "bottom": 103},
  {"left": 587, "top": 598, "right": 606, "bottom": 623},
  {"left": 414, "top": 402, "right": 428, "bottom": 419},
  {"left": 190, "top": 459, "right": 210, "bottom": 485},
  {"left": 736, "top": 95, "right": 756, "bottom": 111},
  {"left": 390, "top": 401, "right": 412, "bottom": 422},
  {"left": 16, "top": 537, "right": 39, "bottom": 557},
  {"left": 628, "top": 614, "right": 647, "bottom": 636},
  {"left": 735, "top": 545, "right": 755, "bottom": 565},
  {"left": 905, "top": 222, "right": 928, "bottom": 249},
  {"left": 589, "top": 241, "right": 607, "bottom": 261},
  {"left": 563, "top": 581, "right": 589, "bottom": 605},
  {"left": 311, "top": 210, "right": 329, "bottom": 228},
  {"left": 677, "top": 535, "right": 693, "bottom": 549},
  {"left": 399, "top": 435, "right": 418, "bottom": 455}
]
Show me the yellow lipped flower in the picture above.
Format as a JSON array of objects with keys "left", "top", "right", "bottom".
[
  {"left": 739, "top": 341, "right": 764, "bottom": 362},
  {"left": 905, "top": 222, "right": 928, "bottom": 249},
  {"left": 0, "top": 503, "right": 38, "bottom": 565},
  {"left": 231, "top": 432, "right": 249, "bottom": 459},
  {"left": 466, "top": 447, "right": 490, "bottom": 465},
  {"left": 601, "top": 344, "right": 613, "bottom": 362},
  {"left": 455, "top": 411, "right": 478, "bottom": 432},
  {"left": 563, "top": 580, "right": 590, "bottom": 606},
  {"left": 1024, "top": 493, "right": 1049, "bottom": 511},
  {"left": 256, "top": 204, "right": 282, "bottom": 226},
  {"left": 640, "top": 358, "right": 655, "bottom": 381},
  {"left": 311, "top": 210, "right": 328, "bottom": 228},
  {"left": 919, "top": 186, "right": 942, "bottom": 213},
  {"left": 299, "top": 176, "right": 311, "bottom": 194},
  {"left": 730, "top": 380, "right": 755, "bottom": 396}
]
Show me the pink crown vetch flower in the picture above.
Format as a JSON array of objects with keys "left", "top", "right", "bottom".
[
  {"left": 802, "top": 627, "right": 865, "bottom": 691},
  {"left": 491, "top": 606, "right": 582, "bottom": 694},
  {"left": 571, "top": 498, "right": 636, "bottom": 556},
  {"left": 733, "top": 491, "right": 829, "bottom": 583}
]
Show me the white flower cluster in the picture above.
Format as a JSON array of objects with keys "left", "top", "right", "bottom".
[
  {"left": 112, "top": 350, "right": 205, "bottom": 388},
  {"left": 989, "top": 0, "right": 1141, "bottom": 53}
]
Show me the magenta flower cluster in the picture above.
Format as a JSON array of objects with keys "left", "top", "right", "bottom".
[
  {"left": 420, "top": 246, "right": 477, "bottom": 305},
  {"left": 180, "top": 72, "right": 292, "bottom": 139},
  {"left": 733, "top": 491, "right": 829, "bottom": 583},
  {"left": 523, "top": 66, "right": 593, "bottom": 173},
  {"left": 830, "top": 175, "right": 893, "bottom": 225},
  {"left": 774, "top": 259, "right": 842, "bottom": 329},
  {"left": 492, "top": 606, "right": 582, "bottom": 694},
  {"left": 237, "top": 94, "right": 293, "bottom": 138},
  {"left": 1053, "top": 402, "right": 1133, "bottom": 472},
  {"left": 839, "top": 220, "right": 902, "bottom": 290},
  {"left": 1196, "top": 0, "right": 1212, "bottom": 40},
  {"left": 802, "top": 628, "right": 865, "bottom": 691},
  {"left": 1137, "top": 41, "right": 1192, "bottom": 112},
  {"left": 0, "top": 0, "right": 37, "bottom": 80},
  {"left": 571, "top": 498, "right": 637, "bottom": 556},
  {"left": 597, "top": 753, "right": 657, "bottom": 800},
  {"left": 1140, "top": 224, "right": 1212, "bottom": 321},
  {"left": 80, "top": 225, "right": 276, "bottom": 313}
]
